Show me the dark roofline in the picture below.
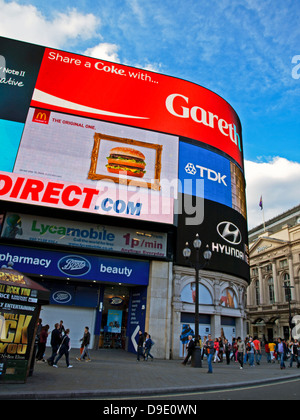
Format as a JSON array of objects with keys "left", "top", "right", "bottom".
[{"left": 249, "top": 203, "right": 300, "bottom": 235}]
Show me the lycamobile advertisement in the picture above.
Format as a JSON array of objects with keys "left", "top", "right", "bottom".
[{"left": 2, "top": 213, "right": 167, "bottom": 258}]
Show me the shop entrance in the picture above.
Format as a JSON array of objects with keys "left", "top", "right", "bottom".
[{"left": 99, "top": 285, "right": 130, "bottom": 350}]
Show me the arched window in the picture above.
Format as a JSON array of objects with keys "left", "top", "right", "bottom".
[
  {"left": 255, "top": 280, "right": 260, "bottom": 305},
  {"left": 283, "top": 273, "right": 291, "bottom": 302},
  {"left": 268, "top": 277, "right": 275, "bottom": 304}
]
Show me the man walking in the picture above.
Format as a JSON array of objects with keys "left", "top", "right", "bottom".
[
  {"left": 205, "top": 334, "right": 214, "bottom": 374},
  {"left": 137, "top": 330, "right": 145, "bottom": 361},
  {"left": 237, "top": 337, "right": 245, "bottom": 370},
  {"left": 182, "top": 335, "right": 195, "bottom": 365},
  {"left": 247, "top": 337, "right": 256, "bottom": 367},
  {"left": 47, "top": 323, "right": 62, "bottom": 366},
  {"left": 77, "top": 326, "right": 91, "bottom": 362},
  {"left": 276, "top": 338, "right": 288, "bottom": 370},
  {"left": 253, "top": 336, "right": 262, "bottom": 365}
]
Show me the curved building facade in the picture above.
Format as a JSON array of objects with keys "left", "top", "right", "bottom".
[{"left": 0, "top": 36, "right": 249, "bottom": 361}]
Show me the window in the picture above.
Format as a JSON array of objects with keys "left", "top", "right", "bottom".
[
  {"left": 263, "top": 264, "right": 272, "bottom": 273},
  {"left": 252, "top": 267, "right": 258, "bottom": 277},
  {"left": 279, "top": 259, "right": 288, "bottom": 269},
  {"left": 283, "top": 273, "right": 291, "bottom": 302},
  {"left": 268, "top": 277, "right": 275, "bottom": 304},
  {"left": 255, "top": 280, "right": 260, "bottom": 306}
]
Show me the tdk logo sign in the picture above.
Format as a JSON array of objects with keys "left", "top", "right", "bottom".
[
  {"left": 185, "top": 163, "right": 227, "bottom": 186},
  {"left": 217, "top": 222, "right": 242, "bottom": 245},
  {"left": 58, "top": 255, "right": 91, "bottom": 277}
]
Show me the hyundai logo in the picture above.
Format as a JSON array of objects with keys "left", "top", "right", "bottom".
[
  {"left": 217, "top": 221, "right": 242, "bottom": 245},
  {"left": 57, "top": 255, "right": 91, "bottom": 277}
]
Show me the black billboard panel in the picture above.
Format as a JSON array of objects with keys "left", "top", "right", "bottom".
[
  {"left": 0, "top": 37, "right": 45, "bottom": 122},
  {"left": 176, "top": 194, "right": 250, "bottom": 282}
]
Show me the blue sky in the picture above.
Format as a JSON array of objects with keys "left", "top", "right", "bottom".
[{"left": 1, "top": 0, "right": 299, "bottom": 228}]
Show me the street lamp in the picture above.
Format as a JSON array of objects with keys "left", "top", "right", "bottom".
[{"left": 183, "top": 234, "right": 212, "bottom": 368}]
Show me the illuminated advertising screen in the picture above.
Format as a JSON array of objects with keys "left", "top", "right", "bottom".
[
  {"left": 5, "top": 108, "right": 178, "bottom": 223},
  {"left": 176, "top": 196, "right": 249, "bottom": 282},
  {"left": 0, "top": 36, "right": 245, "bottom": 227},
  {"left": 1, "top": 213, "right": 168, "bottom": 258},
  {"left": 31, "top": 48, "right": 244, "bottom": 168},
  {"left": 178, "top": 141, "right": 246, "bottom": 218}
]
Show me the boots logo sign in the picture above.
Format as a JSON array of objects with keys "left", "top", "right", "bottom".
[
  {"left": 52, "top": 291, "right": 72, "bottom": 304},
  {"left": 57, "top": 255, "right": 91, "bottom": 277},
  {"left": 217, "top": 221, "right": 242, "bottom": 245}
]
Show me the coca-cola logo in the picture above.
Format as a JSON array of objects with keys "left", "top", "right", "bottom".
[{"left": 57, "top": 255, "right": 91, "bottom": 277}]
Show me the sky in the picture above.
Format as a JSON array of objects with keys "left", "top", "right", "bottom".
[{"left": 0, "top": 0, "right": 299, "bottom": 229}]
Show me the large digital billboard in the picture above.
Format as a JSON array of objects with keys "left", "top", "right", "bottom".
[
  {"left": 178, "top": 141, "right": 246, "bottom": 218},
  {"left": 0, "top": 36, "right": 246, "bottom": 229},
  {"left": 30, "top": 47, "right": 244, "bottom": 168},
  {"left": 176, "top": 196, "right": 249, "bottom": 281}
]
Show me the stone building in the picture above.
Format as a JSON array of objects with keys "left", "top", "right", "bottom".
[{"left": 247, "top": 205, "right": 300, "bottom": 341}]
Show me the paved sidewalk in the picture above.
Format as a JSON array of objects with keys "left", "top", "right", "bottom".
[{"left": 0, "top": 349, "right": 300, "bottom": 399}]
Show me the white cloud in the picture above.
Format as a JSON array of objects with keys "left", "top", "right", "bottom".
[
  {"left": 0, "top": 0, "right": 99, "bottom": 48},
  {"left": 245, "top": 157, "right": 300, "bottom": 229},
  {"left": 84, "top": 43, "right": 120, "bottom": 63}
]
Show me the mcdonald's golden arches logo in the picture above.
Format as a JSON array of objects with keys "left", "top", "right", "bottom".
[{"left": 32, "top": 109, "right": 50, "bottom": 124}]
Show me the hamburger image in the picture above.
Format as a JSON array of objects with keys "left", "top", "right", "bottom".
[{"left": 106, "top": 147, "right": 146, "bottom": 178}]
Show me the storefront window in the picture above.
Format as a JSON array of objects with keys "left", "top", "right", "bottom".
[{"left": 99, "top": 285, "right": 130, "bottom": 349}]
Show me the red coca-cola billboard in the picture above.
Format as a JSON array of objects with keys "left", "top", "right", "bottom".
[{"left": 31, "top": 48, "right": 243, "bottom": 168}]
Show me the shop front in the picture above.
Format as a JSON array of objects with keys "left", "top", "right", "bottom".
[
  {"left": 172, "top": 265, "right": 248, "bottom": 359},
  {"left": 0, "top": 244, "right": 149, "bottom": 354}
]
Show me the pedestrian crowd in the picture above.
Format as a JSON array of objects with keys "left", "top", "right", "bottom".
[
  {"left": 35, "top": 321, "right": 155, "bottom": 368},
  {"left": 181, "top": 334, "right": 300, "bottom": 373},
  {"left": 35, "top": 318, "right": 300, "bottom": 373},
  {"left": 35, "top": 319, "right": 92, "bottom": 369}
]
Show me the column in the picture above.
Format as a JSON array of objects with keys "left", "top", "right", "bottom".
[
  {"left": 211, "top": 314, "right": 221, "bottom": 339},
  {"left": 271, "top": 260, "right": 279, "bottom": 303},
  {"left": 258, "top": 265, "right": 264, "bottom": 305}
]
